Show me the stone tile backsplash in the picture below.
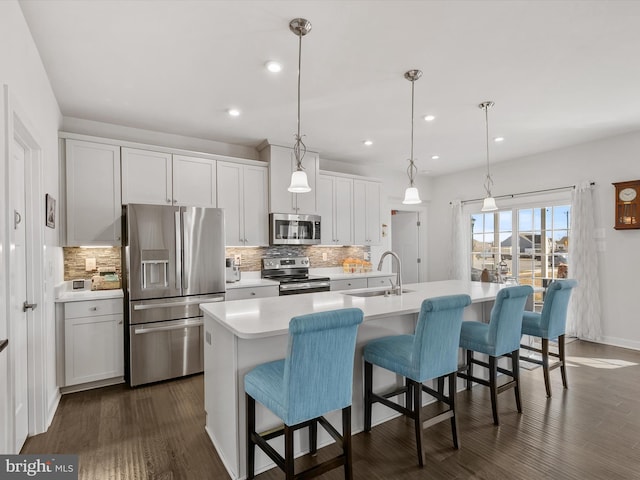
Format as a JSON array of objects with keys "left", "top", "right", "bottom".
[{"left": 63, "top": 245, "right": 369, "bottom": 280}]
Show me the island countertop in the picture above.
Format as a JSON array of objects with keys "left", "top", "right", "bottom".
[{"left": 200, "top": 280, "right": 504, "bottom": 339}]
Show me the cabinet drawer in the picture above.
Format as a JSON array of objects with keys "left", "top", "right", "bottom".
[
  {"left": 367, "top": 276, "right": 395, "bottom": 288},
  {"left": 330, "top": 278, "right": 368, "bottom": 291},
  {"left": 65, "top": 298, "right": 123, "bottom": 319},
  {"left": 226, "top": 286, "right": 279, "bottom": 301}
]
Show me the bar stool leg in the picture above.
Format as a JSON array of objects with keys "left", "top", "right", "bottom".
[
  {"left": 412, "top": 379, "right": 425, "bottom": 467},
  {"left": 512, "top": 350, "right": 522, "bottom": 413},
  {"left": 448, "top": 372, "right": 459, "bottom": 449},
  {"left": 489, "top": 356, "right": 499, "bottom": 425},
  {"left": 466, "top": 349, "right": 474, "bottom": 390},
  {"left": 309, "top": 419, "right": 317, "bottom": 455},
  {"left": 558, "top": 334, "right": 568, "bottom": 389},
  {"left": 343, "top": 406, "right": 353, "bottom": 480},
  {"left": 364, "top": 361, "right": 373, "bottom": 432},
  {"left": 284, "top": 425, "right": 294, "bottom": 480},
  {"left": 541, "top": 338, "right": 551, "bottom": 397},
  {"left": 246, "top": 394, "right": 256, "bottom": 479}
]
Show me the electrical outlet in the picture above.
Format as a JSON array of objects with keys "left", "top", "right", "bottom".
[
  {"left": 363, "top": 251, "right": 371, "bottom": 261},
  {"left": 322, "top": 252, "right": 328, "bottom": 261},
  {"left": 234, "top": 254, "right": 241, "bottom": 265},
  {"left": 85, "top": 258, "right": 96, "bottom": 271}
]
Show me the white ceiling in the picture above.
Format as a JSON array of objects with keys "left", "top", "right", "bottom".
[{"left": 18, "top": 0, "right": 640, "bottom": 176}]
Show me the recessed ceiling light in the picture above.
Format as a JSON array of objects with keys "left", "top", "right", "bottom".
[
  {"left": 494, "top": 136, "right": 504, "bottom": 142},
  {"left": 265, "top": 61, "right": 282, "bottom": 73},
  {"left": 424, "top": 115, "right": 435, "bottom": 122},
  {"left": 363, "top": 140, "right": 373, "bottom": 146},
  {"left": 431, "top": 155, "right": 440, "bottom": 160},
  {"left": 228, "top": 108, "right": 241, "bottom": 117}
]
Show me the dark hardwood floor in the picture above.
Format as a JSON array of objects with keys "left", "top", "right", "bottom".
[{"left": 23, "top": 340, "right": 640, "bottom": 479}]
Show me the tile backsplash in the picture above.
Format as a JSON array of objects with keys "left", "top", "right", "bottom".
[{"left": 63, "top": 245, "right": 369, "bottom": 280}]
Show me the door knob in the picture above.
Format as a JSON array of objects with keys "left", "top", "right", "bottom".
[{"left": 23, "top": 301, "right": 38, "bottom": 312}]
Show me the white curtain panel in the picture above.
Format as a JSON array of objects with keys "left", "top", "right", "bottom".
[
  {"left": 567, "top": 182, "right": 602, "bottom": 340},
  {"left": 450, "top": 200, "right": 470, "bottom": 281}
]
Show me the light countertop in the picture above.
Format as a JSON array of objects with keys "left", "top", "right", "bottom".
[
  {"left": 225, "top": 278, "right": 279, "bottom": 290},
  {"left": 55, "top": 289, "right": 124, "bottom": 303},
  {"left": 201, "top": 280, "right": 504, "bottom": 340}
]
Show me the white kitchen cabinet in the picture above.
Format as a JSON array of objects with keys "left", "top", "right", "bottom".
[
  {"left": 354, "top": 179, "right": 382, "bottom": 245},
  {"left": 367, "top": 276, "right": 395, "bottom": 288},
  {"left": 122, "top": 148, "right": 216, "bottom": 207},
  {"left": 261, "top": 144, "right": 318, "bottom": 214},
  {"left": 217, "top": 161, "right": 268, "bottom": 246},
  {"left": 330, "top": 278, "right": 368, "bottom": 291},
  {"left": 225, "top": 285, "right": 279, "bottom": 301},
  {"left": 65, "top": 139, "right": 121, "bottom": 246},
  {"left": 317, "top": 173, "right": 353, "bottom": 245},
  {"left": 63, "top": 298, "right": 124, "bottom": 387}
]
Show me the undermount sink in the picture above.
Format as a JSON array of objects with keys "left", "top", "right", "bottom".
[{"left": 343, "top": 289, "right": 414, "bottom": 298}]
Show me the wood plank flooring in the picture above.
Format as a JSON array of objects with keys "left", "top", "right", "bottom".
[{"left": 22, "top": 340, "right": 640, "bottom": 479}]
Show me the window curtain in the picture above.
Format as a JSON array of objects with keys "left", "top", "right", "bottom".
[
  {"left": 567, "top": 182, "right": 602, "bottom": 340},
  {"left": 450, "top": 200, "right": 470, "bottom": 281}
]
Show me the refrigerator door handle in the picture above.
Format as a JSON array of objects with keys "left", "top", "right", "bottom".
[
  {"left": 132, "top": 296, "right": 224, "bottom": 311},
  {"left": 134, "top": 318, "right": 204, "bottom": 335},
  {"left": 182, "top": 209, "right": 189, "bottom": 290},
  {"left": 175, "top": 211, "right": 182, "bottom": 291}
]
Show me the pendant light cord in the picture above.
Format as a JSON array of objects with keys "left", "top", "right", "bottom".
[
  {"left": 483, "top": 103, "right": 494, "bottom": 197},
  {"left": 293, "top": 30, "right": 306, "bottom": 171}
]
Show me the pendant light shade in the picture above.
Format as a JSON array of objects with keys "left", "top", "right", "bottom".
[
  {"left": 288, "top": 170, "right": 311, "bottom": 193},
  {"left": 402, "top": 69, "right": 422, "bottom": 205},
  {"left": 287, "top": 18, "right": 312, "bottom": 194},
  {"left": 479, "top": 101, "right": 498, "bottom": 212}
]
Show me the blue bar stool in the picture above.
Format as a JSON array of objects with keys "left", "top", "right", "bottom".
[
  {"left": 458, "top": 285, "right": 533, "bottom": 425},
  {"left": 363, "top": 294, "right": 471, "bottom": 467},
  {"left": 520, "top": 279, "right": 577, "bottom": 397},
  {"left": 244, "top": 308, "right": 364, "bottom": 480}
]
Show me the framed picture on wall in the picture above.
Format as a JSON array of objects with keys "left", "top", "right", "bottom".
[{"left": 46, "top": 193, "right": 56, "bottom": 229}]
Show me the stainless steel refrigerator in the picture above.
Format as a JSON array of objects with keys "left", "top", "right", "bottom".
[{"left": 122, "top": 204, "right": 225, "bottom": 386}]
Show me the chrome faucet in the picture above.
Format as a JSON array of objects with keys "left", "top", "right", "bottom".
[{"left": 377, "top": 251, "right": 402, "bottom": 296}]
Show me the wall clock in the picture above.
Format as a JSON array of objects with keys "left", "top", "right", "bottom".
[{"left": 613, "top": 180, "right": 640, "bottom": 229}]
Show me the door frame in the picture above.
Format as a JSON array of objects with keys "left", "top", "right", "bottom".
[
  {"left": 388, "top": 200, "right": 428, "bottom": 283},
  {"left": 4, "top": 85, "right": 48, "bottom": 450}
]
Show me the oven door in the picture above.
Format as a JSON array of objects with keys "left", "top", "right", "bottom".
[{"left": 279, "top": 281, "right": 331, "bottom": 296}]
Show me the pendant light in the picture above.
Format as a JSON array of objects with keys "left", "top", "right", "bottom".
[
  {"left": 479, "top": 101, "right": 498, "bottom": 211},
  {"left": 402, "top": 69, "right": 422, "bottom": 205},
  {"left": 287, "top": 18, "right": 312, "bottom": 193}
]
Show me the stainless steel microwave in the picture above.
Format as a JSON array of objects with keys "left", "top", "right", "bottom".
[{"left": 269, "top": 213, "right": 321, "bottom": 245}]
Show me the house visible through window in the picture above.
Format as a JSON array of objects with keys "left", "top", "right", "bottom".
[{"left": 471, "top": 204, "right": 570, "bottom": 309}]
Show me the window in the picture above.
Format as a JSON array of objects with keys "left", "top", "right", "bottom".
[{"left": 471, "top": 204, "right": 571, "bottom": 310}]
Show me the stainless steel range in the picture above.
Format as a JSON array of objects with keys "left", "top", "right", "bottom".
[{"left": 262, "top": 257, "right": 331, "bottom": 295}]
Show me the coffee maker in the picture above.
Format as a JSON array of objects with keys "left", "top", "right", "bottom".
[{"left": 225, "top": 257, "right": 241, "bottom": 283}]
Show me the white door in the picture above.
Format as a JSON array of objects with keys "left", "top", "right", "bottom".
[
  {"left": 10, "top": 139, "right": 29, "bottom": 452},
  {"left": 392, "top": 211, "right": 420, "bottom": 284}
]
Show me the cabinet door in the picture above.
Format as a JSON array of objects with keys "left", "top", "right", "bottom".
[
  {"left": 173, "top": 155, "right": 216, "bottom": 207},
  {"left": 367, "top": 276, "right": 395, "bottom": 288},
  {"left": 353, "top": 180, "right": 381, "bottom": 245},
  {"left": 66, "top": 140, "right": 121, "bottom": 246},
  {"left": 330, "top": 278, "right": 368, "bottom": 291},
  {"left": 316, "top": 174, "right": 335, "bottom": 244},
  {"left": 243, "top": 164, "right": 269, "bottom": 246},
  {"left": 121, "top": 147, "right": 172, "bottom": 205},
  {"left": 266, "top": 145, "right": 317, "bottom": 214},
  {"left": 225, "top": 285, "right": 279, "bottom": 300},
  {"left": 334, "top": 177, "right": 353, "bottom": 245},
  {"left": 217, "top": 161, "right": 244, "bottom": 246},
  {"left": 64, "top": 313, "right": 123, "bottom": 386}
]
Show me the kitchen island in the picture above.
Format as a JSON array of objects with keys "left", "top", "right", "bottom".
[{"left": 201, "top": 280, "right": 504, "bottom": 479}]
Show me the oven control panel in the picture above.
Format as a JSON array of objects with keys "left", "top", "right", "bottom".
[{"left": 262, "top": 257, "right": 310, "bottom": 270}]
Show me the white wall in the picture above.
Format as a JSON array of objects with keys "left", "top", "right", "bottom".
[
  {"left": 1, "top": 0, "right": 63, "bottom": 445},
  {"left": 428, "top": 130, "right": 640, "bottom": 350}
]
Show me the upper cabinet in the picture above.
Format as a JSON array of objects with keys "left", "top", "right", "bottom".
[
  {"left": 121, "top": 147, "right": 216, "bottom": 207},
  {"left": 317, "top": 173, "right": 353, "bottom": 245},
  {"left": 65, "top": 139, "right": 122, "bottom": 246},
  {"left": 217, "top": 161, "right": 269, "bottom": 246},
  {"left": 354, "top": 179, "right": 382, "bottom": 245},
  {"left": 260, "top": 144, "right": 318, "bottom": 214}
]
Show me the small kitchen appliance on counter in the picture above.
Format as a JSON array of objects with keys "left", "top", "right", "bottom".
[
  {"left": 261, "top": 256, "right": 330, "bottom": 295},
  {"left": 226, "top": 257, "right": 241, "bottom": 283}
]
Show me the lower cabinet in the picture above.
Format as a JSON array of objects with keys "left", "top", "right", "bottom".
[
  {"left": 330, "top": 278, "right": 368, "bottom": 291},
  {"left": 225, "top": 285, "right": 279, "bottom": 301},
  {"left": 63, "top": 298, "right": 124, "bottom": 387}
]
